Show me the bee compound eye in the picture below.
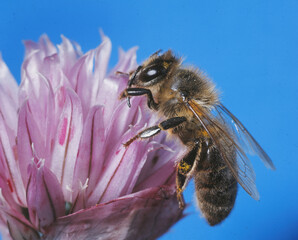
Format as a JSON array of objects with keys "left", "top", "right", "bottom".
[
  {"left": 147, "top": 69, "right": 157, "bottom": 76},
  {"left": 142, "top": 65, "right": 166, "bottom": 82}
]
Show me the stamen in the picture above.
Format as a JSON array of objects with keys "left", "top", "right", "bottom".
[{"left": 79, "top": 178, "right": 89, "bottom": 190}]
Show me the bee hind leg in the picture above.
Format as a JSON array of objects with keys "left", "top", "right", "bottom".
[
  {"left": 124, "top": 116, "right": 187, "bottom": 147},
  {"left": 176, "top": 140, "right": 201, "bottom": 209}
]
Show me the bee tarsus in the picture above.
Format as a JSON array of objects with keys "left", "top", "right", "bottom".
[{"left": 124, "top": 117, "right": 187, "bottom": 147}]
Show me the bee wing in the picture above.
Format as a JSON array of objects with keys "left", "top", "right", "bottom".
[
  {"left": 186, "top": 99, "right": 274, "bottom": 200},
  {"left": 215, "top": 104, "right": 275, "bottom": 170}
]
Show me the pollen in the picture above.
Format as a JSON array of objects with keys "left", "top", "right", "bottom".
[{"left": 178, "top": 161, "right": 191, "bottom": 174}]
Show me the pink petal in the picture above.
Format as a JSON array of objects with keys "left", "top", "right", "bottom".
[
  {"left": 26, "top": 158, "right": 65, "bottom": 230},
  {"left": 71, "top": 50, "right": 94, "bottom": 118},
  {"left": 24, "top": 34, "right": 57, "bottom": 59},
  {"left": 17, "top": 101, "right": 50, "bottom": 185},
  {"left": 2, "top": 208, "right": 40, "bottom": 240},
  {"left": 87, "top": 125, "right": 156, "bottom": 205},
  {"left": 92, "top": 141, "right": 144, "bottom": 204},
  {"left": 0, "top": 177, "right": 20, "bottom": 212},
  {"left": 120, "top": 141, "right": 174, "bottom": 196},
  {"left": 109, "top": 47, "right": 138, "bottom": 78},
  {"left": 22, "top": 37, "right": 71, "bottom": 98},
  {"left": 0, "top": 216, "right": 11, "bottom": 240},
  {"left": 50, "top": 88, "right": 83, "bottom": 201},
  {"left": 95, "top": 47, "right": 138, "bottom": 126},
  {"left": 0, "top": 54, "right": 19, "bottom": 104},
  {"left": 102, "top": 98, "right": 144, "bottom": 153},
  {"left": 91, "top": 32, "right": 112, "bottom": 106},
  {"left": 16, "top": 102, "right": 34, "bottom": 183},
  {"left": 135, "top": 138, "right": 186, "bottom": 189},
  {"left": 42, "top": 53, "right": 72, "bottom": 90},
  {"left": 67, "top": 54, "right": 88, "bottom": 91},
  {"left": 0, "top": 114, "right": 25, "bottom": 205},
  {"left": 0, "top": 55, "right": 18, "bottom": 134},
  {"left": 70, "top": 34, "right": 111, "bottom": 118},
  {"left": 0, "top": 87, "right": 18, "bottom": 136},
  {"left": 134, "top": 158, "right": 177, "bottom": 191},
  {"left": 71, "top": 106, "right": 105, "bottom": 211},
  {"left": 19, "top": 74, "right": 56, "bottom": 164},
  {"left": 44, "top": 187, "right": 183, "bottom": 240},
  {"left": 22, "top": 35, "right": 57, "bottom": 90},
  {"left": 96, "top": 76, "right": 126, "bottom": 125},
  {"left": 57, "top": 35, "right": 83, "bottom": 79}
]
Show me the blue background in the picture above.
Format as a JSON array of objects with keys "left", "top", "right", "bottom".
[{"left": 0, "top": 0, "right": 297, "bottom": 239}]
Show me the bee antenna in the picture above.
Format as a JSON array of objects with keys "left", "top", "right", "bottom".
[
  {"left": 150, "top": 49, "right": 162, "bottom": 58},
  {"left": 115, "top": 71, "right": 129, "bottom": 76},
  {"left": 128, "top": 65, "right": 142, "bottom": 87}
]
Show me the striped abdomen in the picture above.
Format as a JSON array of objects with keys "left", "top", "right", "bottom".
[{"left": 194, "top": 141, "right": 238, "bottom": 226}]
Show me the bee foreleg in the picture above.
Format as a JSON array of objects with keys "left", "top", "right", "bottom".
[
  {"left": 176, "top": 140, "right": 200, "bottom": 209},
  {"left": 120, "top": 88, "right": 159, "bottom": 110},
  {"left": 124, "top": 117, "right": 187, "bottom": 147}
]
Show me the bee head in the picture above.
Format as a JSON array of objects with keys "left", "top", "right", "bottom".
[{"left": 128, "top": 50, "right": 181, "bottom": 87}]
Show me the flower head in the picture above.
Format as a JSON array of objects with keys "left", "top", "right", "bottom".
[{"left": 0, "top": 33, "right": 185, "bottom": 239}]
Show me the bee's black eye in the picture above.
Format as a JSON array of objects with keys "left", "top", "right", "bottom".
[{"left": 141, "top": 65, "right": 167, "bottom": 82}]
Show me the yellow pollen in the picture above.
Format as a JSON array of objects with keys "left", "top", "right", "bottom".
[{"left": 178, "top": 161, "right": 191, "bottom": 174}]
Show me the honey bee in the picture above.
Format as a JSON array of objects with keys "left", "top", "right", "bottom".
[{"left": 119, "top": 50, "right": 275, "bottom": 226}]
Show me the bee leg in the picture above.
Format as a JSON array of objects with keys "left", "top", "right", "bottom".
[
  {"left": 119, "top": 88, "right": 159, "bottom": 110},
  {"left": 115, "top": 71, "right": 129, "bottom": 76},
  {"left": 124, "top": 117, "right": 187, "bottom": 147},
  {"left": 176, "top": 140, "right": 200, "bottom": 209},
  {"left": 176, "top": 172, "right": 186, "bottom": 209}
]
